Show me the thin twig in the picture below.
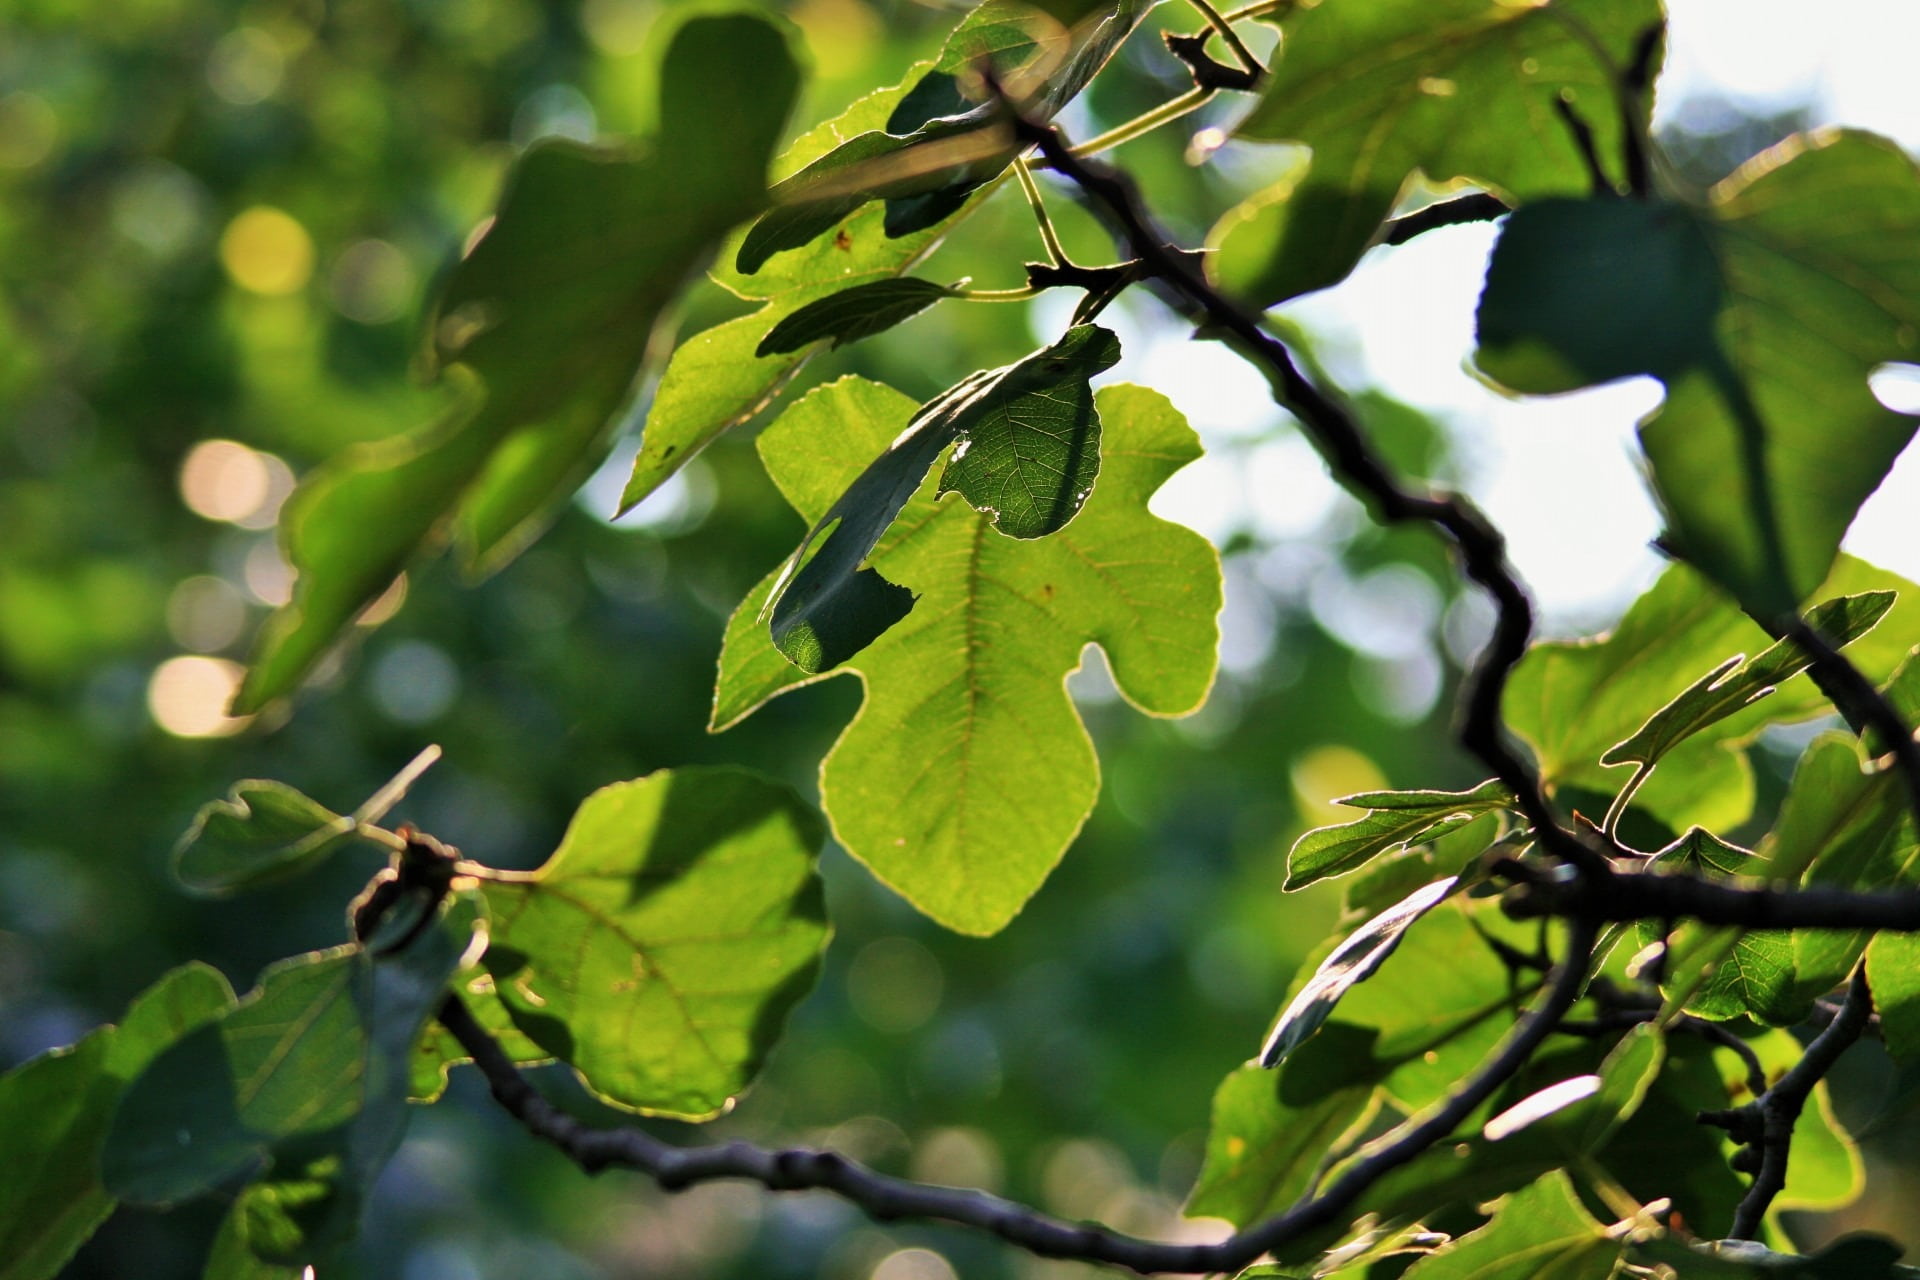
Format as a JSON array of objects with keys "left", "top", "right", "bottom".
[
  {"left": 1552, "top": 92, "right": 1614, "bottom": 196},
  {"left": 1379, "top": 192, "right": 1510, "bottom": 246},
  {"left": 1065, "top": 87, "right": 1213, "bottom": 158},
  {"left": 437, "top": 917, "right": 1598, "bottom": 1275}
]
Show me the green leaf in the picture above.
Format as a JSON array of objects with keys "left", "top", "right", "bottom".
[
  {"left": 236, "top": 12, "right": 801, "bottom": 711},
  {"left": 1185, "top": 1061, "right": 1378, "bottom": 1227},
  {"left": 622, "top": 63, "right": 973, "bottom": 514},
  {"left": 1503, "top": 558, "right": 1916, "bottom": 836},
  {"left": 714, "top": 381, "right": 1220, "bottom": 934},
  {"left": 1259, "top": 878, "right": 1457, "bottom": 1068},
  {"left": 203, "top": 1201, "right": 306, "bottom": 1280},
  {"left": 1867, "top": 932, "right": 1920, "bottom": 1063},
  {"left": 1601, "top": 592, "right": 1894, "bottom": 772},
  {"left": 1213, "top": 0, "right": 1660, "bottom": 305},
  {"left": 734, "top": 0, "right": 1151, "bottom": 273},
  {"left": 408, "top": 967, "right": 550, "bottom": 1102},
  {"left": 1287, "top": 779, "right": 1513, "bottom": 889},
  {"left": 1642, "top": 829, "right": 1809, "bottom": 1025},
  {"left": 1628, "top": 1234, "right": 1916, "bottom": 1279},
  {"left": 171, "top": 780, "right": 359, "bottom": 897},
  {"left": 766, "top": 324, "right": 1121, "bottom": 673},
  {"left": 756, "top": 278, "right": 961, "bottom": 355},
  {"left": 0, "top": 963, "right": 232, "bottom": 1280},
  {"left": 103, "top": 901, "right": 476, "bottom": 1212},
  {"left": 1474, "top": 132, "right": 1920, "bottom": 617},
  {"left": 482, "top": 767, "right": 829, "bottom": 1119},
  {"left": 1398, "top": 1170, "right": 1620, "bottom": 1280}
]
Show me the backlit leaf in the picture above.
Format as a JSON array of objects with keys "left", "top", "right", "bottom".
[
  {"left": 237, "top": 13, "right": 800, "bottom": 711},
  {"left": 1185, "top": 1061, "right": 1377, "bottom": 1227},
  {"left": 1475, "top": 131, "right": 1920, "bottom": 618},
  {"left": 482, "top": 767, "right": 829, "bottom": 1119},
  {"left": 714, "top": 381, "right": 1220, "bottom": 934},
  {"left": 1213, "top": 0, "right": 1660, "bottom": 305}
]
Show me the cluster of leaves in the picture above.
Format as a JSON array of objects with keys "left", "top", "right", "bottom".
[{"left": 11, "top": 0, "right": 1920, "bottom": 1276}]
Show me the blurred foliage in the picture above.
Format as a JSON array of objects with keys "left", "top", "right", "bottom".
[{"left": 4, "top": 0, "right": 1911, "bottom": 1276}]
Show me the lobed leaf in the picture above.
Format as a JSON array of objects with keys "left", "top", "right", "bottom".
[
  {"left": 482, "top": 767, "right": 829, "bottom": 1119},
  {"left": 0, "top": 964, "right": 233, "bottom": 1280},
  {"left": 1475, "top": 131, "right": 1920, "bottom": 618},
  {"left": 765, "top": 324, "right": 1121, "bottom": 673},
  {"left": 714, "top": 381, "right": 1220, "bottom": 935},
  {"left": 237, "top": 13, "right": 801, "bottom": 711},
  {"left": 1867, "top": 932, "right": 1920, "bottom": 1064},
  {"left": 1213, "top": 0, "right": 1661, "bottom": 305}
]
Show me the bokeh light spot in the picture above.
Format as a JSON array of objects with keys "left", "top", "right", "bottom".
[
  {"left": 1289, "top": 744, "right": 1388, "bottom": 829},
  {"left": 220, "top": 206, "right": 315, "bottom": 295},
  {"left": 0, "top": 92, "right": 58, "bottom": 169},
  {"left": 206, "top": 27, "right": 287, "bottom": 105},
  {"left": 581, "top": 0, "right": 656, "bottom": 55},
  {"left": 179, "top": 439, "right": 272, "bottom": 523},
  {"left": 166, "top": 575, "right": 249, "bottom": 652},
  {"left": 147, "top": 656, "right": 250, "bottom": 737},
  {"left": 329, "top": 238, "right": 416, "bottom": 325},
  {"left": 847, "top": 936, "right": 943, "bottom": 1034},
  {"left": 870, "top": 1248, "right": 957, "bottom": 1280}
]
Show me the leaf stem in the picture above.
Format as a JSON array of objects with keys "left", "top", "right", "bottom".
[
  {"left": 1067, "top": 87, "right": 1213, "bottom": 159},
  {"left": 1013, "top": 156, "right": 1072, "bottom": 267},
  {"left": 956, "top": 285, "right": 1045, "bottom": 302}
]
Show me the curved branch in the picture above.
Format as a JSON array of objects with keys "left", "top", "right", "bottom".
[{"left": 439, "top": 915, "right": 1598, "bottom": 1275}]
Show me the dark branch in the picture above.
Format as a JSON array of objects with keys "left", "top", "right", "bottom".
[
  {"left": 1164, "top": 30, "right": 1262, "bottom": 92},
  {"left": 1502, "top": 864, "right": 1920, "bottom": 932},
  {"left": 1380, "top": 192, "right": 1510, "bottom": 246},
  {"left": 1618, "top": 21, "right": 1664, "bottom": 197},
  {"left": 1006, "top": 104, "right": 1608, "bottom": 880},
  {"left": 1780, "top": 617, "right": 1920, "bottom": 831},
  {"left": 1552, "top": 92, "right": 1614, "bottom": 197},
  {"left": 1727, "top": 968, "right": 1874, "bottom": 1238},
  {"left": 438, "top": 918, "right": 1599, "bottom": 1275}
]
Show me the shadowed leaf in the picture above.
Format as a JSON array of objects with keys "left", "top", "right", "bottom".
[
  {"left": 1213, "top": 0, "right": 1660, "bottom": 305},
  {"left": 237, "top": 13, "right": 800, "bottom": 711},
  {"left": 1475, "top": 132, "right": 1920, "bottom": 618}
]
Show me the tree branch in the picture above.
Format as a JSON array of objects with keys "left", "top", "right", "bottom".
[
  {"left": 439, "top": 916, "right": 1598, "bottom": 1275},
  {"left": 1726, "top": 967, "right": 1873, "bottom": 1238},
  {"left": 1003, "top": 104, "right": 1609, "bottom": 880}
]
